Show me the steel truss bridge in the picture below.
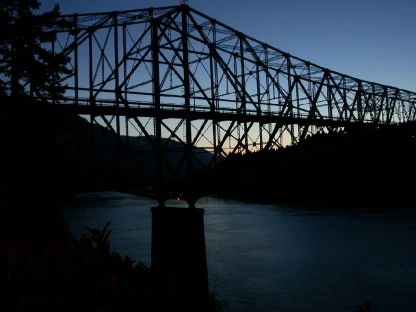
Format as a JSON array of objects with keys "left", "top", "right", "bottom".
[{"left": 23, "top": 4, "right": 416, "bottom": 193}]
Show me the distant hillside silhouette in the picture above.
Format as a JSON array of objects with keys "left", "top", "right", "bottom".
[
  {"left": 0, "top": 96, "right": 213, "bottom": 200},
  {"left": 210, "top": 123, "right": 416, "bottom": 208}
]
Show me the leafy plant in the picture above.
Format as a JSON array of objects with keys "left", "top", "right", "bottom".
[{"left": 84, "top": 220, "right": 113, "bottom": 254}]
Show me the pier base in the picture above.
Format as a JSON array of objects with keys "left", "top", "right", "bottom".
[{"left": 151, "top": 206, "right": 209, "bottom": 312}]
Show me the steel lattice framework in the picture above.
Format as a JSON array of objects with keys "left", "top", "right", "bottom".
[{"left": 39, "top": 4, "right": 416, "bottom": 184}]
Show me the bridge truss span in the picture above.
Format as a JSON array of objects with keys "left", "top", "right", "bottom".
[{"left": 41, "top": 4, "right": 416, "bottom": 183}]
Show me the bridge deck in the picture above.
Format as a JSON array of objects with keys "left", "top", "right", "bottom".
[{"left": 1, "top": 97, "right": 381, "bottom": 128}]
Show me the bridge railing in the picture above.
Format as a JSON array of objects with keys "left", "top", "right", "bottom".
[{"left": 36, "top": 95, "right": 390, "bottom": 125}]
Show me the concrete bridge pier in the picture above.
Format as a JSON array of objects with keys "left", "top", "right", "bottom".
[{"left": 151, "top": 205, "right": 209, "bottom": 312}]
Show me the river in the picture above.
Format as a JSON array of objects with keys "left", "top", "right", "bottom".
[{"left": 61, "top": 191, "right": 416, "bottom": 312}]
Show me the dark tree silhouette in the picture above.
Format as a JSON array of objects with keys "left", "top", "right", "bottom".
[{"left": 0, "top": 0, "right": 71, "bottom": 98}]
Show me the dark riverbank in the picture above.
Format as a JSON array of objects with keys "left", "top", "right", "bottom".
[{"left": 2, "top": 195, "right": 224, "bottom": 312}]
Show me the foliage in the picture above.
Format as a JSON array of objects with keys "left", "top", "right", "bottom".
[
  {"left": 3, "top": 220, "right": 227, "bottom": 311},
  {"left": 4, "top": 221, "right": 152, "bottom": 311},
  {"left": 355, "top": 301, "right": 373, "bottom": 312},
  {"left": 0, "top": 0, "right": 71, "bottom": 98},
  {"left": 84, "top": 221, "right": 113, "bottom": 254},
  {"left": 211, "top": 123, "right": 416, "bottom": 207}
]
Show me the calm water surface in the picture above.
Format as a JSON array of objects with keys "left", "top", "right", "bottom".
[{"left": 61, "top": 192, "right": 416, "bottom": 312}]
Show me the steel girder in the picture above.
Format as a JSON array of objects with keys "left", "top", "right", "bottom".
[{"left": 38, "top": 4, "right": 416, "bottom": 185}]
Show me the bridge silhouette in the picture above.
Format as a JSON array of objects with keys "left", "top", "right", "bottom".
[
  {"left": 11, "top": 3, "right": 416, "bottom": 204},
  {"left": 4, "top": 5, "right": 416, "bottom": 310}
]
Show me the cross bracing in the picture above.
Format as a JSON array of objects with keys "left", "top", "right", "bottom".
[{"left": 31, "top": 4, "right": 416, "bottom": 184}]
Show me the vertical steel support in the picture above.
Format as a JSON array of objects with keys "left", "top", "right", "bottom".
[
  {"left": 151, "top": 17, "right": 163, "bottom": 201},
  {"left": 343, "top": 80, "right": 348, "bottom": 121},
  {"left": 386, "top": 91, "right": 393, "bottom": 124},
  {"left": 327, "top": 74, "right": 332, "bottom": 120},
  {"left": 302, "top": 64, "right": 312, "bottom": 139},
  {"left": 122, "top": 24, "right": 129, "bottom": 144},
  {"left": 113, "top": 13, "right": 121, "bottom": 157},
  {"left": 239, "top": 35, "right": 248, "bottom": 152},
  {"left": 256, "top": 64, "right": 263, "bottom": 149},
  {"left": 399, "top": 100, "right": 403, "bottom": 123},
  {"left": 372, "top": 85, "right": 377, "bottom": 122},
  {"left": 209, "top": 44, "right": 217, "bottom": 164},
  {"left": 287, "top": 55, "right": 295, "bottom": 145},
  {"left": 73, "top": 15, "right": 80, "bottom": 156},
  {"left": 212, "top": 24, "right": 221, "bottom": 162},
  {"left": 295, "top": 76, "right": 301, "bottom": 140},
  {"left": 357, "top": 82, "right": 363, "bottom": 122},
  {"left": 234, "top": 55, "right": 241, "bottom": 152},
  {"left": 51, "top": 37, "right": 56, "bottom": 104},
  {"left": 181, "top": 6, "right": 193, "bottom": 177},
  {"left": 88, "top": 28, "right": 95, "bottom": 144},
  {"left": 74, "top": 15, "right": 79, "bottom": 106},
  {"left": 379, "top": 86, "right": 388, "bottom": 123},
  {"left": 389, "top": 90, "right": 396, "bottom": 123},
  {"left": 265, "top": 46, "right": 272, "bottom": 140}
]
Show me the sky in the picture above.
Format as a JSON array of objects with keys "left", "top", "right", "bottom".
[{"left": 38, "top": 0, "right": 416, "bottom": 92}]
